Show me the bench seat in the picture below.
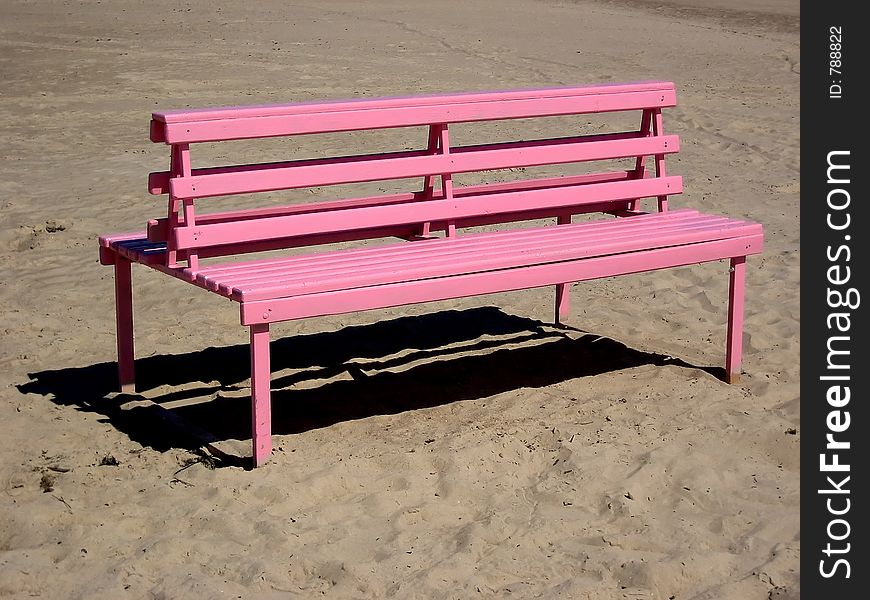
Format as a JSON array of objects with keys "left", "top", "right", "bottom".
[
  {"left": 197, "top": 209, "right": 759, "bottom": 300},
  {"left": 103, "top": 208, "right": 761, "bottom": 308}
]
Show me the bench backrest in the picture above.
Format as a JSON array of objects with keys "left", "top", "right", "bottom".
[{"left": 146, "top": 81, "right": 681, "bottom": 270}]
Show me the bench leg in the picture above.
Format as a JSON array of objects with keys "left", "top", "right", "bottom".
[
  {"left": 554, "top": 215, "right": 571, "bottom": 324},
  {"left": 725, "top": 257, "right": 746, "bottom": 384},
  {"left": 114, "top": 257, "right": 136, "bottom": 393},
  {"left": 250, "top": 323, "right": 272, "bottom": 467},
  {"left": 555, "top": 283, "right": 570, "bottom": 324}
]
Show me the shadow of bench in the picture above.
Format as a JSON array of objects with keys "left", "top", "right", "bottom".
[{"left": 20, "top": 308, "right": 715, "bottom": 467}]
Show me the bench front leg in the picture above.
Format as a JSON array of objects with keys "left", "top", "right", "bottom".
[
  {"left": 250, "top": 323, "right": 273, "bottom": 467},
  {"left": 114, "top": 256, "right": 136, "bottom": 393},
  {"left": 725, "top": 256, "right": 746, "bottom": 384}
]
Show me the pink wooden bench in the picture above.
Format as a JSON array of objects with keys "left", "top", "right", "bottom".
[{"left": 99, "top": 81, "right": 763, "bottom": 466}]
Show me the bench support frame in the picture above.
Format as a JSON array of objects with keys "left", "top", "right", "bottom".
[{"left": 108, "top": 251, "right": 751, "bottom": 464}]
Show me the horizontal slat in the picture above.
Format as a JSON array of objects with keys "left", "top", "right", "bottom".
[
  {"left": 147, "top": 171, "right": 637, "bottom": 240},
  {"left": 148, "top": 148, "right": 425, "bottom": 195},
  {"left": 195, "top": 225, "right": 421, "bottom": 261},
  {"left": 173, "top": 176, "right": 683, "bottom": 249},
  {"left": 110, "top": 238, "right": 176, "bottom": 267},
  {"left": 99, "top": 231, "right": 147, "bottom": 249},
  {"left": 239, "top": 234, "right": 764, "bottom": 324},
  {"left": 226, "top": 218, "right": 756, "bottom": 301},
  {"left": 168, "top": 134, "right": 678, "bottom": 199},
  {"left": 99, "top": 232, "right": 146, "bottom": 265},
  {"left": 153, "top": 85, "right": 676, "bottom": 143},
  {"left": 137, "top": 202, "right": 630, "bottom": 266},
  {"left": 195, "top": 209, "right": 695, "bottom": 289},
  {"left": 233, "top": 222, "right": 751, "bottom": 301},
  {"left": 197, "top": 209, "right": 702, "bottom": 279},
  {"left": 190, "top": 204, "right": 618, "bottom": 263},
  {"left": 155, "top": 82, "right": 675, "bottom": 123},
  {"left": 148, "top": 133, "right": 642, "bottom": 195},
  {"left": 217, "top": 214, "right": 737, "bottom": 289}
]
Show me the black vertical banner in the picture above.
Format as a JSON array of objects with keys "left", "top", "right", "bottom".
[{"left": 802, "top": 1, "right": 868, "bottom": 596}]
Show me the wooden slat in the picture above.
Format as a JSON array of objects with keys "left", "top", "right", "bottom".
[
  {"left": 147, "top": 171, "right": 637, "bottom": 242},
  {"left": 151, "top": 83, "right": 677, "bottom": 143},
  {"left": 217, "top": 215, "right": 739, "bottom": 289},
  {"left": 224, "top": 218, "right": 754, "bottom": 301},
  {"left": 148, "top": 148, "right": 427, "bottom": 195},
  {"left": 160, "top": 91, "right": 675, "bottom": 144},
  {"left": 234, "top": 223, "right": 756, "bottom": 302},
  {"left": 160, "top": 201, "right": 628, "bottom": 258},
  {"left": 177, "top": 202, "right": 620, "bottom": 263},
  {"left": 239, "top": 234, "right": 764, "bottom": 324},
  {"left": 138, "top": 201, "right": 627, "bottom": 266},
  {"left": 197, "top": 209, "right": 702, "bottom": 279},
  {"left": 196, "top": 209, "right": 693, "bottom": 292},
  {"left": 155, "top": 82, "right": 675, "bottom": 123},
  {"left": 173, "top": 176, "right": 683, "bottom": 250},
  {"left": 99, "top": 231, "right": 148, "bottom": 248},
  {"left": 168, "top": 135, "right": 678, "bottom": 199},
  {"left": 194, "top": 225, "right": 421, "bottom": 262},
  {"left": 150, "top": 131, "right": 656, "bottom": 196},
  {"left": 148, "top": 141, "right": 637, "bottom": 196}
]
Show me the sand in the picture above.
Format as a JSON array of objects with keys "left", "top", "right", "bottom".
[{"left": 0, "top": 0, "right": 799, "bottom": 598}]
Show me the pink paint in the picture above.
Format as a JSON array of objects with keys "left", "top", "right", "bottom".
[
  {"left": 146, "top": 171, "right": 639, "bottom": 243},
  {"left": 726, "top": 257, "right": 747, "bottom": 383},
  {"left": 150, "top": 82, "right": 677, "bottom": 143},
  {"left": 250, "top": 323, "right": 272, "bottom": 467},
  {"left": 166, "top": 134, "right": 679, "bottom": 199},
  {"left": 99, "top": 82, "right": 763, "bottom": 466},
  {"left": 555, "top": 215, "right": 572, "bottom": 323},
  {"left": 172, "top": 176, "right": 683, "bottom": 249},
  {"left": 239, "top": 235, "right": 762, "bottom": 324},
  {"left": 114, "top": 257, "right": 135, "bottom": 393}
]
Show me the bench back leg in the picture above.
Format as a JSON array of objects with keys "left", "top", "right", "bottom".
[
  {"left": 114, "top": 257, "right": 136, "bottom": 393},
  {"left": 555, "top": 283, "right": 570, "bottom": 324},
  {"left": 725, "top": 257, "right": 746, "bottom": 384},
  {"left": 250, "top": 323, "right": 273, "bottom": 466},
  {"left": 554, "top": 216, "right": 571, "bottom": 324}
]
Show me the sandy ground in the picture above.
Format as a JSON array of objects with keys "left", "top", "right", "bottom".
[{"left": 0, "top": 0, "right": 799, "bottom": 598}]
